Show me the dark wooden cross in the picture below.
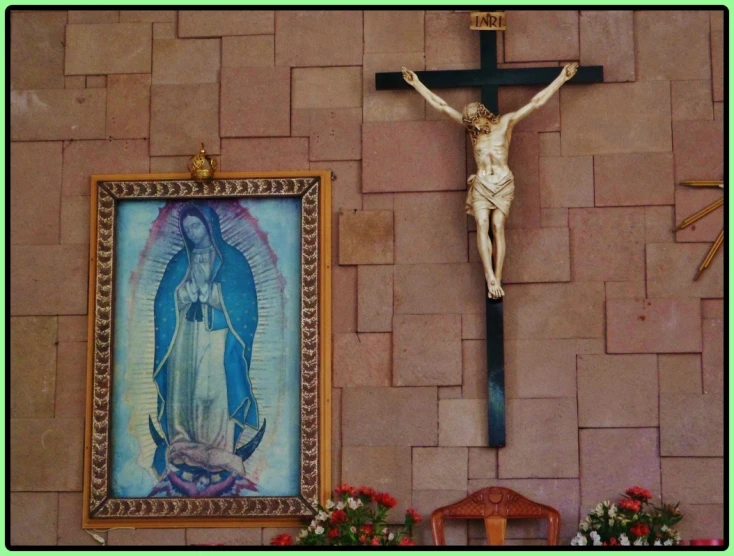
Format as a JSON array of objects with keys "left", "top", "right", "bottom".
[{"left": 376, "top": 30, "right": 604, "bottom": 448}]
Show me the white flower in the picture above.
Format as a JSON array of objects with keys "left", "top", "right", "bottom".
[
  {"left": 619, "top": 534, "right": 630, "bottom": 546},
  {"left": 350, "top": 526, "right": 357, "bottom": 534},
  {"left": 593, "top": 503, "right": 604, "bottom": 516},
  {"left": 664, "top": 539, "right": 673, "bottom": 546},
  {"left": 579, "top": 521, "right": 589, "bottom": 531},
  {"left": 317, "top": 510, "right": 330, "bottom": 521},
  {"left": 661, "top": 525, "right": 668, "bottom": 532},
  {"left": 571, "top": 533, "right": 588, "bottom": 546},
  {"left": 314, "top": 526, "right": 325, "bottom": 535},
  {"left": 299, "top": 530, "right": 308, "bottom": 539},
  {"left": 654, "top": 540, "right": 662, "bottom": 546},
  {"left": 326, "top": 499, "right": 335, "bottom": 510},
  {"left": 590, "top": 531, "right": 602, "bottom": 546},
  {"left": 388, "top": 533, "right": 395, "bottom": 541},
  {"left": 633, "top": 537, "right": 645, "bottom": 546},
  {"left": 347, "top": 497, "right": 363, "bottom": 510},
  {"left": 309, "top": 519, "right": 318, "bottom": 529},
  {"left": 608, "top": 504, "right": 617, "bottom": 518},
  {"left": 609, "top": 519, "right": 615, "bottom": 526},
  {"left": 336, "top": 501, "right": 346, "bottom": 510}
]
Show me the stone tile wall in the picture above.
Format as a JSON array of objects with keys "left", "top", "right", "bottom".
[{"left": 10, "top": 9, "right": 724, "bottom": 546}]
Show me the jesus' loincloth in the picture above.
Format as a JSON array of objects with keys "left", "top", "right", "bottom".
[{"left": 465, "top": 171, "right": 515, "bottom": 218}]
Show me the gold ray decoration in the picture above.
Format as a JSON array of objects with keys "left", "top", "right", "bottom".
[{"left": 676, "top": 180, "right": 724, "bottom": 281}]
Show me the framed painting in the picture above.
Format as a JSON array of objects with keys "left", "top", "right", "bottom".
[{"left": 82, "top": 171, "right": 332, "bottom": 528}]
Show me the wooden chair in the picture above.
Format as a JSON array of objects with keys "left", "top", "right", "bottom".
[{"left": 431, "top": 486, "right": 560, "bottom": 546}]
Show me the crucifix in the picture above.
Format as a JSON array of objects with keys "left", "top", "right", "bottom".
[{"left": 376, "top": 12, "right": 604, "bottom": 447}]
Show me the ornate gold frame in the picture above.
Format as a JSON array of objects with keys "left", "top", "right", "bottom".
[{"left": 82, "top": 171, "right": 332, "bottom": 529}]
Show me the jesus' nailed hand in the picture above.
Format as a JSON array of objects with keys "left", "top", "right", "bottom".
[{"left": 401, "top": 63, "right": 579, "bottom": 299}]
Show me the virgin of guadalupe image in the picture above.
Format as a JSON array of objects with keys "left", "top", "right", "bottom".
[{"left": 148, "top": 204, "right": 267, "bottom": 497}]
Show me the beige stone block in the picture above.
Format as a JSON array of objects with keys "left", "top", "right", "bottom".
[
  {"left": 579, "top": 11, "right": 634, "bottom": 82},
  {"left": 578, "top": 354, "right": 658, "bottom": 427},
  {"left": 439, "top": 399, "right": 487, "bottom": 446},
  {"left": 363, "top": 93, "right": 426, "bottom": 123},
  {"left": 364, "top": 10, "right": 424, "bottom": 53},
  {"left": 425, "top": 12, "right": 479, "bottom": 69},
  {"left": 594, "top": 153, "right": 674, "bottom": 207},
  {"left": 333, "top": 333, "right": 391, "bottom": 387},
  {"left": 11, "top": 245, "right": 89, "bottom": 316},
  {"left": 393, "top": 314, "right": 462, "bottom": 387},
  {"left": 646, "top": 243, "right": 723, "bottom": 299},
  {"left": 702, "top": 298, "right": 723, "bottom": 319},
  {"left": 150, "top": 84, "right": 219, "bottom": 156},
  {"left": 222, "top": 36, "right": 274, "bottom": 67},
  {"left": 153, "top": 22, "right": 175, "bottom": 39},
  {"left": 560, "top": 81, "right": 672, "bottom": 155},
  {"left": 59, "top": 316, "right": 88, "bottom": 342},
  {"left": 363, "top": 121, "right": 466, "bottom": 193},
  {"left": 85, "top": 75, "right": 105, "bottom": 89},
  {"left": 60, "top": 196, "right": 90, "bottom": 245},
  {"left": 276, "top": 11, "right": 362, "bottom": 67},
  {"left": 505, "top": 11, "right": 579, "bottom": 62},
  {"left": 502, "top": 227, "right": 571, "bottom": 284},
  {"left": 292, "top": 67, "right": 361, "bottom": 110},
  {"left": 65, "top": 75, "right": 86, "bottom": 88},
  {"left": 309, "top": 108, "right": 362, "bottom": 161},
  {"left": 332, "top": 265, "right": 357, "bottom": 333},
  {"left": 394, "top": 263, "right": 485, "bottom": 315},
  {"left": 506, "top": 339, "right": 578, "bottom": 399},
  {"left": 68, "top": 10, "right": 117, "bottom": 23},
  {"left": 11, "top": 418, "right": 84, "bottom": 490},
  {"left": 220, "top": 67, "right": 290, "bottom": 137},
  {"left": 575, "top": 338, "right": 605, "bottom": 354},
  {"left": 221, "top": 138, "right": 308, "bottom": 171},
  {"left": 439, "top": 386, "right": 462, "bottom": 399},
  {"left": 636, "top": 11, "right": 711, "bottom": 81},
  {"left": 62, "top": 139, "right": 150, "bottom": 196},
  {"left": 499, "top": 86, "right": 560, "bottom": 132},
  {"left": 569, "top": 207, "right": 646, "bottom": 282},
  {"left": 645, "top": 206, "right": 675, "bottom": 243},
  {"left": 539, "top": 156, "right": 593, "bottom": 208},
  {"left": 120, "top": 10, "right": 176, "bottom": 23},
  {"left": 661, "top": 458, "right": 723, "bottom": 504},
  {"left": 703, "top": 318, "right": 724, "bottom": 395},
  {"left": 462, "top": 313, "right": 485, "bottom": 340},
  {"left": 659, "top": 354, "right": 702, "bottom": 395},
  {"left": 468, "top": 447, "right": 497, "bottom": 479},
  {"left": 539, "top": 132, "right": 561, "bottom": 157},
  {"left": 579, "top": 428, "right": 661, "bottom": 513},
  {"left": 461, "top": 339, "right": 485, "bottom": 399},
  {"left": 499, "top": 398, "right": 579, "bottom": 478},
  {"left": 152, "top": 39, "right": 220, "bottom": 85},
  {"left": 605, "top": 281, "right": 646, "bottom": 299},
  {"left": 412, "top": 490, "right": 468, "bottom": 545},
  {"left": 108, "top": 529, "right": 186, "bottom": 546},
  {"left": 313, "top": 160, "right": 362, "bottom": 213},
  {"left": 179, "top": 10, "right": 273, "bottom": 37},
  {"left": 676, "top": 504, "right": 724, "bottom": 541},
  {"left": 394, "top": 192, "right": 467, "bottom": 264},
  {"left": 65, "top": 23, "right": 151, "bottom": 75},
  {"left": 339, "top": 210, "right": 393, "bottom": 265},
  {"left": 540, "top": 208, "right": 568, "bottom": 228},
  {"left": 342, "top": 446, "right": 412, "bottom": 522},
  {"left": 58, "top": 492, "right": 103, "bottom": 545},
  {"left": 413, "top": 447, "right": 468, "bottom": 491},
  {"left": 106, "top": 74, "right": 151, "bottom": 140},
  {"left": 342, "top": 387, "right": 437, "bottom": 446},
  {"left": 358, "top": 265, "right": 393, "bottom": 332},
  {"left": 11, "top": 12, "right": 66, "bottom": 90},
  {"left": 10, "top": 317, "right": 57, "bottom": 418},
  {"left": 10, "top": 492, "right": 58, "bottom": 546},
  {"left": 672, "top": 80, "right": 714, "bottom": 121},
  {"left": 186, "top": 528, "right": 262, "bottom": 545},
  {"left": 11, "top": 89, "right": 106, "bottom": 141},
  {"left": 55, "top": 341, "right": 87, "bottom": 419},
  {"left": 674, "top": 187, "right": 723, "bottom": 243},
  {"left": 660, "top": 394, "right": 723, "bottom": 456},
  {"left": 607, "top": 298, "right": 702, "bottom": 353},
  {"left": 504, "top": 282, "right": 605, "bottom": 339},
  {"left": 11, "top": 141, "right": 62, "bottom": 245}
]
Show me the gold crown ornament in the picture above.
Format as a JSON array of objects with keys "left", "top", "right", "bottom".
[{"left": 188, "top": 143, "right": 218, "bottom": 182}]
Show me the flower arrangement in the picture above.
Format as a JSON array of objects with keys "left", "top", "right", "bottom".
[
  {"left": 270, "top": 484, "right": 422, "bottom": 546},
  {"left": 571, "top": 486, "right": 683, "bottom": 546}
]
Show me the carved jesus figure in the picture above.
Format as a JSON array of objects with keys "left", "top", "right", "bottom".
[{"left": 403, "top": 63, "right": 579, "bottom": 299}]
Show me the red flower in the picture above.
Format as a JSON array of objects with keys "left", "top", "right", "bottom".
[
  {"left": 608, "top": 537, "right": 618, "bottom": 546},
  {"left": 270, "top": 533, "right": 293, "bottom": 546},
  {"left": 625, "top": 486, "right": 653, "bottom": 501},
  {"left": 359, "top": 534, "right": 367, "bottom": 544},
  {"left": 374, "top": 492, "right": 397, "bottom": 509},
  {"left": 405, "top": 508, "right": 422, "bottom": 523},
  {"left": 330, "top": 509, "right": 347, "bottom": 524},
  {"left": 327, "top": 528, "right": 339, "bottom": 539},
  {"left": 358, "top": 486, "right": 377, "bottom": 500},
  {"left": 398, "top": 537, "right": 416, "bottom": 546},
  {"left": 618, "top": 498, "right": 642, "bottom": 512},
  {"left": 371, "top": 536, "right": 381, "bottom": 546},
  {"left": 630, "top": 523, "right": 650, "bottom": 538},
  {"left": 335, "top": 483, "right": 357, "bottom": 497},
  {"left": 361, "top": 524, "right": 374, "bottom": 536}
]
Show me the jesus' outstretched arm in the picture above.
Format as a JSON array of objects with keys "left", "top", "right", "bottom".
[
  {"left": 402, "top": 67, "right": 464, "bottom": 125},
  {"left": 505, "top": 63, "right": 579, "bottom": 127}
]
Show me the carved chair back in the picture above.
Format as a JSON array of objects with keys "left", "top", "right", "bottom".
[{"left": 430, "top": 486, "right": 560, "bottom": 546}]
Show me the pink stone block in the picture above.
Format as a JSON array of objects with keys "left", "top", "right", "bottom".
[
  {"left": 539, "top": 132, "right": 561, "bottom": 157},
  {"left": 646, "top": 243, "right": 723, "bottom": 299},
  {"left": 412, "top": 490, "right": 468, "bottom": 545},
  {"left": 363, "top": 121, "right": 466, "bottom": 193},
  {"left": 10, "top": 493, "right": 58, "bottom": 546},
  {"left": 119, "top": 10, "right": 176, "bottom": 23},
  {"left": 10, "top": 317, "right": 57, "bottom": 418},
  {"left": 276, "top": 11, "right": 362, "bottom": 67},
  {"left": 186, "top": 529, "right": 262, "bottom": 546},
  {"left": 577, "top": 354, "right": 658, "bottom": 427},
  {"left": 153, "top": 22, "right": 175, "bottom": 39},
  {"left": 152, "top": 38, "right": 221, "bottom": 85},
  {"left": 438, "top": 386, "right": 462, "bottom": 399},
  {"left": 394, "top": 192, "right": 467, "bottom": 264},
  {"left": 363, "top": 93, "right": 426, "bottom": 124},
  {"left": 659, "top": 354, "right": 703, "bottom": 395},
  {"left": 504, "top": 11, "right": 579, "bottom": 62},
  {"left": 220, "top": 138, "right": 308, "bottom": 171},
  {"left": 636, "top": 11, "right": 711, "bottom": 81},
  {"left": 505, "top": 339, "right": 578, "bottom": 399},
  {"left": 673, "top": 119, "right": 723, "bottom": 182},
  {"left": 107, "top": 74, "right": 151, "bottom": 140},
  {"left": 339, "top": 210, "right": 393, "bottom": 265},
  {"left": 107, "top": 529, "right": 186, "bottom": 546},
  {"left": 357, "top": 265, "right": 393, "bottom": 333},
  {"left": 468, "top": 447, "right": 497, "bottom": 479},
  {"left": 594, "top": 153, "right": 674, "bottom": 207},
  {"left": 702, "top": 318, "right": 723, "bottom": 395},
  {"left": 65, "top": 76, "right": 86, "bottom": 88},
  {"left": 364, "top": 10, "right": 424, "bottom": 54},
  {"left": 394, "top": 263, "right": 485, "bottom": 315},
  {"left": 503, "top": 282, "right": 605, "bottom": 339},
  {"left": 362, "top": 193, "right": 393, "bottom": 210},
  {"left": 55, "top": 341, "right": 87, "bottom": 419},
  {"left": 580, "top": 11, "right": 635, "bottom": 82},
  {"left": 10, "top": 12, "right": 66, "bottom": 90},
  {"left": 222, "top": 36, "right": 274, "bottom": 67},
  {"left": 711, "top": 31, "right": 723, "bottom": 101},
  {"left": 676, "top": 504, "right": 724, "bottom": 541},
  {"left": 149, "top": 156, "right": 190, "bottom": 173},
  {"left": 393, "top": 314, "right": 462, "bottom": 386},
  {"left": 645, "top": 206, "right": 675, "bottom": 243},
  {"left": 220, "top": 67, "right": 290, "bottom": 137},
  {"left": 672, "top": 80, "right": 714, "bottom": 121},
  {"left": 560, "top": 82, "right": 672, "bottom": 155},
  {"left": 461, "top": 339, "right": 485, "bottom": 399},
  {"left": 539, "top": 156, "right": 594, "bottom": 208},
  {"left": 498, "top": 398, "right": 579, "bottom": 478},
  {"left": 332, "top": 387, "right": 342, "bottom": 488},
  {"left": 61, "top": 196, "right": 90, "bottom": 245},
  {"left": 58, "top": 492, "right": 104, "bottom": 546},
  {"left": 569, "top": 207, "right": 645, "bottom": 282},
  {"left": 605, "top": 281, "right": 645, "bottom": 300},
  {"left": 504, "top": 131, "right": 541, "bottom": 229},
  {"left": 606, "top": 298, "right": 702, "bottom": 353},
  {"left": 11, "top": 141, "right": 62, "bottom": 245},
  {"left": 425, "top": 12, "right": 479, "bottom": 69},
  {"left": 439, "top": 399, "right": 487, "bottom": 446},
  {"left": 58, "top": 316, "right": 88, "bottom": 342},
  {"left": 714, "top": 101, "right": 723, "bottom": 120},
  {"left": 65, "top": 24, "right": 152, "bottom": 75},
  {"left": 702, "top": 299, "right": 723, "bottom": 319},
  {"left": 342, "top": 387, "right": 437, "bottom": 446},
  {"left": 502, "top": 227, "right": 571, "bottom": 283},
  {"left": 579, "top": 428, "right": 660, "bottom": 513},
  {"left": 68, "top": 10, "right": 118, "bottom": 23},
  {"left": 660, "top": 394, "right": 723, "bottom": 456},
  {"left": 674, "top": 187, "right": 723, "bottom": 243},
  {"left": 292, "top": 67, "right": 362, "bottom": 109},
  {"left": 661, "top": 457, "right": 723, "bottom": 504},
  {"left": 332, "top": 265, "right": 357, "bottom": 333},
  {"left": 413, "top": 447, "right": 468, "bottom": 490},
  {"left": 462, "top": 313, "right": 485, "bottom": 340},
  {"left": 333, "top": 333, "right": 391, "bottom": 387},
  {"left": 499, "top": 86, "right": 559, "bottom": 132},
  {"left": 540, "top": 208, "right": 568, "bottom": 228},
  {"left": 309, "top": 108, "right": 362, "bottom": 161},
  {"left": 179, "top": 10, "right": 274, "bottom": 37}
]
